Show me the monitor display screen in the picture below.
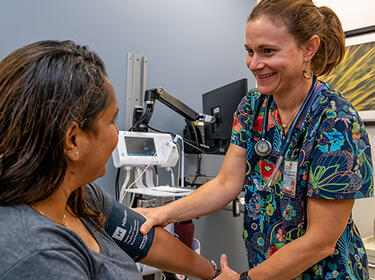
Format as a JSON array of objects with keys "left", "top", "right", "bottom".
[
  {"left": 202, "top": 78, "right": 248, "bottom": 154},
  {"left": 125, "top": 136, "right": 156, "bottom": 156}
]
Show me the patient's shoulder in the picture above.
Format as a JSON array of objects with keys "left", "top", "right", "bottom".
[{"left": 0, "top": 205, "right": 92, "bottom": 276}]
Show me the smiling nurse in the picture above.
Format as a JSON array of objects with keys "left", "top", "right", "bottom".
[{"left": 137, "top": 0, "right": 373, "bottom": 279}]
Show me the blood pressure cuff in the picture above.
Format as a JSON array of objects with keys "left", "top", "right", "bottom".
[{"left": 105, "top": 200, "right": 155, "bottom": 262}]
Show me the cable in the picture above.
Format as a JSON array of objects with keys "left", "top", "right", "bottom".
[
  {"left": 128, "top": 193, "right": 136, "bottom": 208},
  {"left": 197, "top": 153, "right": 202, "bottom": 175},
  {"left": 146, "top": 123, "right": 206, "bottom": 154},
  {"left": 153, "top": 166, "right": 159, "bottom": 186},
  {"left": 176, "top": 142, "right": 181, "bottom": 187},
  {"left": 190, "top": 153, "right": 202, "bottom": 186},
  {"left": 115, "top": 168, "right": 121, "bottom": 201},
  {"left": 183, "top": 138, "right": 205, "bottom": 153},
  {"left": 191, "top": 120, "right": 199, "bottom": 147},
  {"left": 121, "top": 152, "right": 158, "bottom": 199},
  {"left": 145, "top": 124, "right": 170, "bottom": 134},
  {"left": 204, "top": 140, "right": 226, "bottom": 154},
  {"left": 119, "top": 167, "right": 131, "bottom": 203},
  {"left": 173, "top": 134, "right": 185, "bottom": 188},
  {"left": 129, "top": 107, "right": 153, "bottom": 131},
  {"left": 166, "top": 167, "right": 175, "bottom": 187}
]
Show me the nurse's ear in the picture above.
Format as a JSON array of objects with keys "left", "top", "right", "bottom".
[
  {"left": 302, "top": 35, "right": 320, "bottom": 61},
  {"left": 64, "top": 121, "right": 82, "bottom": 162}
]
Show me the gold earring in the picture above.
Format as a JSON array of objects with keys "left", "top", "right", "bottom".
[{"left": 302, "top": 69, "right": 313, "bottom": 80}]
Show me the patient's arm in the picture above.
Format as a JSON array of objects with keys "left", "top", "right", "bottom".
[
  {"left": 140, "top": 226, "right": 217, "bottom": 280},
  {"left": 104, "top": 199, "right": 217, "bottom": 280}
]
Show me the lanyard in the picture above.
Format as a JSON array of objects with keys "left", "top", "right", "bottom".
[{"left": 257, "top": 76, "right": 318, "bottom": 191}]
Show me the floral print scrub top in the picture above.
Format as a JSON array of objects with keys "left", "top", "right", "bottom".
[{"left": 231, "top": 81, "right": 373, "bottom": 279}]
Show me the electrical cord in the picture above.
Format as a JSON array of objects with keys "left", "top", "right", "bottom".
[
  {"left": 120, "top": 152, "right": 158, "bottom": 200},
  {"left": 190, "top": 154, "right": 202, "bottom": 186},
  {"left": 129, "top": 107, "right": 153, "bottom": 131},
  {"left": 173, "top": 134, "right": 185, "bottom": 188},
  {"left": 183, "top": 138, "right": 205, "bottom": 153},
  {"left": 145, "top": 121, "right": 228, "bottom": 155},
  {"left": 128, "top": 193, "right": 136, "bottom": 208},
  {"left": 145, "top": 124, "right": 190, "bottom": 187},
  {"left": 115, "top": 168, "right": 121, "bottom": 201},
  {"left": 146, "top": 124, "right": 206, "bottom": 153},
  {"left": 197, "top": 153, "right": 202, "bottom": 175},
  {"left": 176, "top": 142, "right": 181, "bottom": 187},
  {"left": 119, "top": 167, "right": 131, "bottom": 203},
  {"left": 144, "top": 124, "right": 165, "bottom": 134},
  {"left": 191, "top": 154, "right": 208, "bottom": 187},
  {"left": 191, "top": 120, "right": 200, "bottom": 148},
  {"left": 204, "top": 140, "right": 227, "bottom": 154},
  {"left": 153, "top": 166, "right": 159, "bottom": 186}
]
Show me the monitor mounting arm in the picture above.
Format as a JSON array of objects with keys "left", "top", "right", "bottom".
[
  {"left": 132, "top": 87, "right": 215, "bottom": 131},
  {"left": 146, "top": 88, "right": 200, "bottom": 121}
]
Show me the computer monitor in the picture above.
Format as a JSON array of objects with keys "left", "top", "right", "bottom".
[{"left": 202, "top": 78, "right": 248, "bottom": 154}]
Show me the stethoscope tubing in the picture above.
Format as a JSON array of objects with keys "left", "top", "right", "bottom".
[{"left": 255, "top": 76, "right": 318, "bottom": 191}]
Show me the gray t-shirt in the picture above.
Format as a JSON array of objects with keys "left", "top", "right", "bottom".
[{"left": 0, "top": 183, "right": 142, "bottom": 280}]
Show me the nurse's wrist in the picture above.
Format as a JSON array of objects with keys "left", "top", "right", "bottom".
[{"left": 162, "top": 203, "right": 179, "bottom": 224}]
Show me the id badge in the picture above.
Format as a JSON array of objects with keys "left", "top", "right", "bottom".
[{"left": 282, "top": 161, "right": 298, "bottom": 197}]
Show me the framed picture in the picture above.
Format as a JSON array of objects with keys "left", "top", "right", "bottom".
[{"left": 320, "top": 25, "right": 375, "bottom": 122}]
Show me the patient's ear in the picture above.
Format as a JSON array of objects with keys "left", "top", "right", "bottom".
[{"left": 64, "top": 122, "right": 81, "bottom": 162}]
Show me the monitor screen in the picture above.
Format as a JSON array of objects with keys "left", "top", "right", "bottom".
[
  {"left": 125, "top": 136, "right": 156, "bottom": 156},
  {"left": 202, "top": 78, "right": 248, "bottom": 154}
]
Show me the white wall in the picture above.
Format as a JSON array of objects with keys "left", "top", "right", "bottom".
[
  {"left": 315, "top": 0, "right": 375, "bottom": 46},
  {"left": 315, "top": 0, "right": 375, "bottom": 238},
  {"left": 314, "top": 0, "right": 375, "bottom": 31}
]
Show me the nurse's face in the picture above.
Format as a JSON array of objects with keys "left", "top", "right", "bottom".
[{"left": 245, "top": 15, "right": 306, "bottom": 96}]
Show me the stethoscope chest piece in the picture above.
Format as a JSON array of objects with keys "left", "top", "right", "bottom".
[{"left": 254, "top": 138, "right": 272, "bottom": 157}]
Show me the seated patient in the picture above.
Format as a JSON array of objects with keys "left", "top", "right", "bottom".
[{"left": 0, "top": 40, "right": 219, "bottom": 280}]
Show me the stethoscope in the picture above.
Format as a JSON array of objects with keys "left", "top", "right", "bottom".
[{"left": 255, "top": 76, "right": 318, "bottom": 191}]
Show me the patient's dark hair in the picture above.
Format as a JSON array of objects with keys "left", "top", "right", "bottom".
[{"left": 0, "top": 40, "right": 108, "bottom": 224}]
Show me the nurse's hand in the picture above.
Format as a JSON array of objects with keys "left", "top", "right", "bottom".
[
  {"left": 215, "top": 254, "right": 240, "bottom": 279},
  {"left": 133, "top": 206, "right": 170, "bottom": 235}
]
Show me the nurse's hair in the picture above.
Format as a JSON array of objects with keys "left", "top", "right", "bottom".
[
  {"left": 249, "top": 0, "right": 345, "bottom": 76},
  {"left": 0, "top": 40, "right": 107, "bottom": 223}
]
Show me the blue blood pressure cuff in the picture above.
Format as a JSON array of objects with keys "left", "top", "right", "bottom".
[{"left": 105, "top": 200, "right": 155, "bottom": 262}]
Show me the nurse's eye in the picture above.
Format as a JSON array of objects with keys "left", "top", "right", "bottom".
[
  {"left": 263, "top": 48, "right": 275, "bottom": 55},
  {"left": 245, "top": 47, "right": 254, "bottom": 57}
]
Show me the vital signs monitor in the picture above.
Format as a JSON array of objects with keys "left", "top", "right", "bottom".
[{"left": 112, "top": 131, "right": 178, "bottom": 168}]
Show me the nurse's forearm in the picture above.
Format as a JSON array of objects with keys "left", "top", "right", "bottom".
[
  {"left": 246, "top": 233, "right": 334, "bottom": 279},
  {"left": 161, "top": 144, "right": 247, "bottom": 224},
  {"left": 162, "top": 176, "right": 241, "bottom": 224}
]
